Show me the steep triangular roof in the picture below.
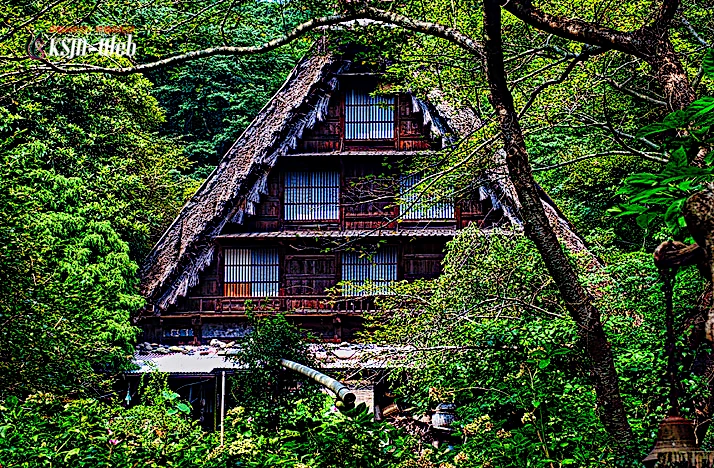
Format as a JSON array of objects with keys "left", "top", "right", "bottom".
[{"left": 139, "top": 49, "right": 595, "bottom": 311}]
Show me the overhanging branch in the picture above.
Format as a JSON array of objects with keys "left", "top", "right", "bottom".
[{"left": 16, "top": 7, "right": 484, "bottom": 76}]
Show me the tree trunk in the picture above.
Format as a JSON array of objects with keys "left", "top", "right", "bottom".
[
  {"left": 633, "top": 27, "right": 697, "bottom": 112},
  {"left": 483, "top": 0, "right": 633, "bottom": 445}
]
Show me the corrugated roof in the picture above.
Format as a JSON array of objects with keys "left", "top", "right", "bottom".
[
  {"left": 131, "top": 352, "right": 242, "bottom": 374},
  {"left": 129, "top": 343, "right": 413, "bottom": 374}
]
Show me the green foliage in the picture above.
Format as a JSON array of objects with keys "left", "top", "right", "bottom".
[
  {"left": 219, "top": 396, "right": 414, "bottom": 468},
  {"left": 0, "top": 377, "right": 217, "bottom": 468},
  {"left": 221, "top": 315, "right": 416, "bottom": 467},
  {"left": 148, "top": 1, "right": 306, "bottom": 170},
  {"left": 229, "top": 314, "right": 320, "bottom": 427},
  {"left": 0, "top": 377, "right": 415, "bottom": 467},
  {"left": 0, "top": 72, "right": 198, "bottom": 396},
  {"left": 369, "top": 226, "right": 705, "bottom": 466},
  {"left": 612, "top": 50, "right": 714, "bottom": 240}
]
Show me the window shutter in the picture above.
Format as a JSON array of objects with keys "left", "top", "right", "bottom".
[
  {"left": 284, "top": 171, "right": 339, "bottom": 221},
  {"left": 400, "top": 174, "right": 454, "bottom": 220},
  {"left": 224, "top": 248, "right": 279, "bottom": 297},
  {"left": 345, "top": 90, "right": 395, "bottom": 140},
  {"left": 341, "top": 247, "right": 397, "bottom": 296}
]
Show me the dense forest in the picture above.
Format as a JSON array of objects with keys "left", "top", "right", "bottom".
[{"left": 1, "top": 0, "right": 714, "bottom": 466}]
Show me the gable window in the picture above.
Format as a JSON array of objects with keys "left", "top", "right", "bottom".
[
  {"left": 284, "top": 171, "right": 340, "bottom": 221},
  {"left": 345, "top": 90, "right": 395, "bottom": 140},
  {"left": 224, "top": 248, "right": 279, "bottom": 297},
  {"left": 400, "top": 174, "right": 454, "bottom": 220},
  {"left": 341, "top": 246, "right": 398, "bottom": 296}
]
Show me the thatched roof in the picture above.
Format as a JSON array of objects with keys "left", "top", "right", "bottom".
[
  {"left": 140, "top": 51, "right": 345, "bottom": 309},
  {"left": 139, "top": 49, "right": 597, "bottom": 312}
]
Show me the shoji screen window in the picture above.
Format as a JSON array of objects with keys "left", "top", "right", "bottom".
[
  {"left": 341, "top": 246, "right": 398, "bottom": 296},
  {"left": 224, "top": 248, "right": 279, "bottom": 297},
  {"left": 345, "top": 90, "right": 395, "bottom": 140},
  {"left": 284, "top": 171, "right": 339, "bottom": 221},
  {"left": 400, "top": 174, "right": 454, "bottom": 220}
]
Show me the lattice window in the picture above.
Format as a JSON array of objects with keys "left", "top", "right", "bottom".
[
  {"left": 284, "top": 171, "right": 340, "bottom": 221},
  {"left": 341, "top": 247, "right": 398, "bottom": 296},
  {"left": 399, "top": 174, "right": 454, "bottom": 220},
  {"left": 224, "top": 248, "right": 279, "bottom": 297},
  {"left": 345, "top": 90, "right": 395, "bottom": 140}
]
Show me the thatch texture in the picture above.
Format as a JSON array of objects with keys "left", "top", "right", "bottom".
[{"left": 140, "top": 52, "right": 344, "bottom": 309}]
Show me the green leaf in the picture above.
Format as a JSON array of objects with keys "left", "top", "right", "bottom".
[
  {"left": 637, "top": 123, "right": 669, "bottom": 137},
  {"left": 663, "top": 110, "right": 691, "bottom": 127},
  {"left": 667, "top": 147, "right": 688, "bottom": 169},
  {"left": 689, "top": 97, "right": 714, "bottom": 120},
  {"left": 176, "top": 403, "right": 190, "bottom": 414},
  {"left": 702, "top": 49, "right": 714, "bottom": 78},
  {"left": 636, "top": 212, "right": 658, "bottom": 229},
  {"left": 64, "top": 447, "right": 80, "bottom": 462},
  {"left": 538, "top": 358, "right": 550, "bottom": 369}
]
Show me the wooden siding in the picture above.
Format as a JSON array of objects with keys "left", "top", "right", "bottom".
[
  {"left": 403, "top": 240, "right": 445, "bottom": 281},
  {"left": 396, "top": 95, "right": 432, "bottom": 151},
  {"left": 342, "top": 158, "right": 396, "bottom": 228},
  {"left": 457, "top": 187, "right": 504, "bottom": 228},
  {"left": 247, "top": 171, "right": 281, "bottom": 231},
  {"left": 284, "top": 253, "right": 338, "bottom": 295},
  {"left": 298, "top": 94, "right": 342, "bottom": 153}
]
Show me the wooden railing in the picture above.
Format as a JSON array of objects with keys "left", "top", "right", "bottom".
[{"left": 174, "top": 295, "right": 377, "bottom": 315}]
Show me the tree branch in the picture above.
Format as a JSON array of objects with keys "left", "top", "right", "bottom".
[
  {"left": 597, "top": 74, "right": 668, "bottom": 106},
  {"left": 19, "top": 7, "right": 484, "bottom": 76},
  {"left": 484, "top": 0, "right": 633, "bottom": 445},
  {"left": 0, "top": 0, "right": 68, "bottom": 43},
  {"left": 653, "top": 0, "right": 680, "bottom": 27},
  {"left": 575, "top": 114, "right": 662, "bottom": 150},
  {"left": 501, "top": 0, "right": 639, "bottom": 57},
  {"left": 681, "top": 17, "right": 710, "bottom": 47},
  {"left": 518, "top": 46, "right": 605, "bottom": 119}
]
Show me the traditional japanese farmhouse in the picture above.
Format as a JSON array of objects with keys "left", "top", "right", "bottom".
[{"left": 136, "top": 48, "right": 513, "bottom": 344}]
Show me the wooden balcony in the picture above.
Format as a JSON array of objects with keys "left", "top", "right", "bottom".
[{"left": 171, "top": 295, "right": 377, "bottom": 316}]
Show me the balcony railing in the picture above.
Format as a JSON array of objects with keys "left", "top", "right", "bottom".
[{"left": 172, "top": 295, "right": 377, "bottom": 315}]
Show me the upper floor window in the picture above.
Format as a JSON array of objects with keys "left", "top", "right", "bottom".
[
  {"left": 341, "top": 246, "right": 398, "bottom": 296},
  {"left": 224, "top": 248, "right": 279, "bottom": 297},
  {"left": 400, "top": 174, "right": 454, "bottom": 220},
  {"left": 284, "top": 171, "right": 339, "bottom": 221},
  {"left": 345, "top": 90, "right": 395, "bottom": 140}
]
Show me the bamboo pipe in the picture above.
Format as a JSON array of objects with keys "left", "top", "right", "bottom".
[{"left": 280, "top": 359, "right": 356, "bottom": 405}]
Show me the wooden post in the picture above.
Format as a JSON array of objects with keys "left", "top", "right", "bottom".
[{"left": 220, "top": 371, "right": 226, "bottom": 446}]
